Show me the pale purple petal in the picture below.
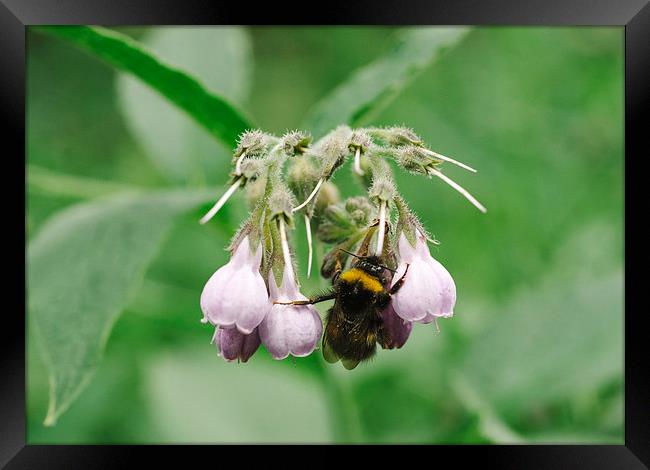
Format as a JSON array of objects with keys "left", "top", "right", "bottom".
[
  {"left": 240, "top": 329, "right": 262, "bottom": 362},
  {"left": 259, "top": 306, "right": 291, "bottom": 359},
  {"left": 225, "top": 269, "right": 271, "bottom": 334},
  {"left": 391, "top": 231, "right": 456, "bottom": 323},
  {"left": 391, "top": 259, "right": 442, "bottom": 322},
  {"left": 214, "top": 327, "right": 243, "bottom": 361},
  {"left": 380, "top": 304, "right": 412, "bottom": 349},
  {"left": 429, "top": 256, "right": 456, "bottom": 318},
  {"left": 260, "top": 266, "right": 323, "bottom": 360},
  {"left": 396, "top": 232, "right": 419, "bottom": 264},
  {"left": 419, "top": 312, "right": 436, "bottom": 324},
  {"left": 200, "top": 262, "right": 236, "bottom": 324},
  {"left": 214, "top": 326, "right": 261, "bottom": 362},
  {"left": 228, "top": 236, "right": 254, "bottom": 267},
  {"left": 259, "top": 304, "right": 323, "bottom": 359},
  {"left": 199, "top": 236, "right": 271, "bottom": 333}
]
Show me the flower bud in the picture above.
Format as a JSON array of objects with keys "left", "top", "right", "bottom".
[
  {"left": 317, "top": 197, "right": 372, "bottom": 244},
  {"left": 234, "top": 129, "right": 272, "bottom": 158},
  {"left": 345, "top": 196, "right": 373, "bottom": 226},
  {"left": 237, "top": 156, "right": 266, "bottom": 180},
  {"left": 282, "top": 130, "right": 312, "bottom": 156},
  {"left": 387, "top": 127, "right": 423, "bottom": 146},
  {"left": 348, "top": 130, "right": 372, "bottom": 153},
  {"left": 367, "top": 126, "right": 423, "bottom": 147},
  {"left": 318, "top": 206, "right": 354, "bottom": 244},
  {"left": 287, "top": 156, "right": 320, "bottom": 206},
  {"left": 395, "top": 145, "right": 439, "bottom": 175}
]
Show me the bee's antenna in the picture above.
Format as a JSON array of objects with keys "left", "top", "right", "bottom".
[
  {"left": 339, "top": 248, "right": 362, "bottom": 259},
  {"left": 379, "top": 264, "right": 397, "bottom": 274},
  {"left": 339, "top": 248, "right": 397, "bottom": 274}
]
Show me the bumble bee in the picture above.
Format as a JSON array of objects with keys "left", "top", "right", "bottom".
[
  {"left": 276, "top": 248, "right": 409, "bottom": 370},
  {"left": 322, "top": 252, "right": 409, "bottom": 369}
]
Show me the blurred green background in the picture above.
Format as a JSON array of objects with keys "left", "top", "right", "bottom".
[{"left": 26, "top": 26, "right": 623, "bottom": 443}]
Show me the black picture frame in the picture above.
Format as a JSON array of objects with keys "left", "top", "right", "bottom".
[{"left": 3, "top": 0, "right": 649, "bottom": 467}]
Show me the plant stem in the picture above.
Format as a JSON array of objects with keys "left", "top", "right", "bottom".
[
  {"left": 312, "top": 356, "right": 363, "bottom": 443},
  {"left": 311, "top": 241, "right": 363, "bottom": 442}
]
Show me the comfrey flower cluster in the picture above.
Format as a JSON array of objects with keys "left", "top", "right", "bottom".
[{"left": 199, "top": 126, "right": 485, "bottom": 367}]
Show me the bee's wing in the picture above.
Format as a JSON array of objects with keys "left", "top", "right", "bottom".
[
  {"left": 341, "top": 357, "right": 360, "bottom": 370},
  {"left": 322, "top": 304, "right": 341, "bottom": 364},
  {"left": 322, "top": 337, "right": 340, "bottom": 364}
]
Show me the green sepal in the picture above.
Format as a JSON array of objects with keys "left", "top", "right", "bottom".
[{"left": 394, "top": 195, "right": 419, "bottom": 249}]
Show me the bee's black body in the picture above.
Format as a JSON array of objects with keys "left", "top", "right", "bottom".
[
  {"left": 275, "top": 236, "right": 409, "bottom": 370},
  {"left": 322, "top": 255, "right": 405, "bottom": 369}
]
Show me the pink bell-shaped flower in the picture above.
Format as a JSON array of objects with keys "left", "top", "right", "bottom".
[
  {"left": 200, "top": 236, "right": 271, "bottom": 334},
  {"left": 391, "top": 230, "right": 456, "bottom": 323},
  {"left": 259, "top": 265, "right": 323, "bottom": 360}
]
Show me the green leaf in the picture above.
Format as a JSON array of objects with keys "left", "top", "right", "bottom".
[
  {"left": 451, "top": 376, "right": 525, "bottom": 443},
  {"left": 526, "top": 431, "right": 623, "bottom": 444},
  {"left": 460, "top": 223, "right": 623, "bottom": 416},
  {"left": 28, "top": 190, "right": 213, "bottom": 425},
  {"left": 37, "top": 26, "right": 254, "bottom": 152},
  {"left": 143, "top": 350, "right": 331, "bottom": 442},
  {"left": 116, "top": 27, "right": 253, "bottom": 184},
  {"left": 302, "top": 27, "right": 470, "bottom": 138},
  {"left": 28, "top": 164, "right": 139, "bottom": 200}
]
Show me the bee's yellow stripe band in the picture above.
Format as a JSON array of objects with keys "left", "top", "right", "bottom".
[{"left": 339, "top": 268, "right": 384, "bottom": 293}]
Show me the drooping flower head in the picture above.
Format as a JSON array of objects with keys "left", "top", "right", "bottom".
[{"left": 198, "top": 125, "right": 484, "bottom": 367}]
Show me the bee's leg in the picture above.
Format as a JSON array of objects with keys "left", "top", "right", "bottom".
[
  {"left": 389, "top": 264, "right": 410, "bottom": 295},
  {"left": 332, "top": 250, "right": 343, "bottom": 281},
  {"left": 273, "top": 291, "right": 337, "bottom": 306},
  {"left": 335, "top": 250, "right": 343, "bottom": 272}
]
